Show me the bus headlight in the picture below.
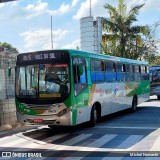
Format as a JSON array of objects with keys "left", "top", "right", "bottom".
[{"left": 57, "top": 108, "right": 70, "bottom": 117}]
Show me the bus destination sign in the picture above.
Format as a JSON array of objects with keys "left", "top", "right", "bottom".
[
  {"left": 21, "top": 52, "right": 56, "bottom": 61},
  {"left": 17, "top": 50, "right": 69, "bottom": 65}
]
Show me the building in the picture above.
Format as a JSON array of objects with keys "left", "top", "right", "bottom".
[
  {"left": 80, "top": 16, "right": 102, "bottom": 54},
  {"left": 0, "top": 49, "right": 18, "bottom": 130}
]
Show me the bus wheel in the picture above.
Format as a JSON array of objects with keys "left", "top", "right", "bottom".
[
  {"left": 89, "top": 105, "right": 98, "bottom": 127},
  {"left": 130, "top": 97, "right": 137, "bottom": 113},
  {"left": 157, "top": 95, "right": 160, "bottom": 100}
]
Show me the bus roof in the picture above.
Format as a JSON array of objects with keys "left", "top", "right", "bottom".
[{"left": 68, "top": 49, "right": 148, "bottom": 65}]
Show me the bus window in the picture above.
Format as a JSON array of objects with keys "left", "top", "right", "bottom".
[
  {"left": 73, "top": 57, "right": 87, "bottom": 96},
  {"left": 116, "top": 63, "right": 125, "bottom": 82},
  {"left": 91, "top": 60, "right": 105, "bottom": 83},
  {"left": 141, "top": 66, "right": 148, "bottom": 81},
  {"left": 134, "top": 65, "right": 141, "bottom": 81},
  {"left": 105, "top": 61, "right": 116, "bottom": 82},
  {"left": 125, "top": 64, "right": 134, "bottom": 82}
]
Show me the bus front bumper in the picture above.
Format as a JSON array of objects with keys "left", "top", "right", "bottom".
[{"left": 16, "top": 110, "right": 72, "bottom": 126}]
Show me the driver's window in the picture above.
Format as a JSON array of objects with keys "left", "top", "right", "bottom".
[
  {"left": 31, "top": 66, "right": 39, "bottom": 88},
  {"left": 19, "top": 67, "right": 25, "bottom": 90},
  {"left": 73, "top": 57, "right": 87, "bottom": 96}
]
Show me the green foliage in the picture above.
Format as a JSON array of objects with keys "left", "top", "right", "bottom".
[
  {"left": 150, "top": 56, "right": 160, "bottom": 66},
  {"left": 102, "top": 0, "right": 153, "bottom": 60},
  {"left": 0, "top": 42, "right": 18, "bottom": 53}
]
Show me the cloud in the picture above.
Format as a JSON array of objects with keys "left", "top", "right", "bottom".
[
  {"left": 25, "top": 1, "right": 48, "bottom": 18},
  {"left": 20, "top": 28, "right": 69, "bottom": 51},
  {"left": 73, "top": 0, "right": 160, "bottom": 20},
  {"left": 22, "top": 0, "right": 82, "bottom": 19},
  {"left": 12, "top": 1, "right": 70, "bottom": 19},
  {"left": 13, "top": 0, "right": 78, "bottom": 19},
  {"left": 0, "top": 3, "right": 5, "bottom": 8},
  {"left": 114, "top": 0, "right": 160, "bottom": 13},
  {"left": 48, "top": 3, "right": 70, "bottom": 16},
  {"left": 132, "top": 0, "right": 160, "bottom": 12},
  {"left": 10, "top": 1, "right": 19, "bottom": 7},
  {"left": 71, "top": 0, "right": 80, "bottom": 7},
  {"left": 0, "top": 0, "right": 18, "bottom": 8},
  {"left": 63, "top": 39, "right": 80, "bottom": 49},
  {"left": 73, "top": 0, "right": 110, "bottom": 20}
]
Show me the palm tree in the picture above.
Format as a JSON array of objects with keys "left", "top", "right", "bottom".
[{"left": 102, "top": 0, "right": 149, "bottom": 59}]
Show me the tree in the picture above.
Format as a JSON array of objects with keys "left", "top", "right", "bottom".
[
  {"left": 142, "top": 22, "right": 160, "bottom": 64},
  {"left": 0, "top": 42, "right": 18, "bottom": 53},
  {"left": 151, "top": 56, "right": 160, "bottom": 65},
  {"left": 102, "top": 0, "right": 150, "bottom": 59}
]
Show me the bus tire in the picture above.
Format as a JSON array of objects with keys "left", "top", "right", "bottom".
[
  {"left": 89, "top": 105, "right": 98, "bottom": 127},
  {"left": 157, "top": 95, "right": 160, "bottom": 100},
  {"left": 130, "top": 96, "right": 137, "bottom": 113}
]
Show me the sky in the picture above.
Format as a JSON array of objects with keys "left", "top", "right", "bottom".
[{"left": 0, "top": 0, "right": 160, "bottom": 53}]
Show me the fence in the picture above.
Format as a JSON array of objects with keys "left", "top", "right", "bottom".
[{"left": 0, "top": 53, "right": 18, "bottom": 130}]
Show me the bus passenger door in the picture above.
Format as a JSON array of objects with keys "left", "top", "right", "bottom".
[{"left": 72, "top": 57, "right": 89, "bottom": 125}]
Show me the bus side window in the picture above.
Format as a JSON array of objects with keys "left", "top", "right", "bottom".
[
  {"left": 105, "top": 61, "right": 116, "bottom": 82},
  {"left": 73, "top": 57, "right": 87, "bottom": 96},
  {"left": 116, "top": 63, "right": 125, "bottom": 82},
  {"left": 134, "top": 65, "right": 140, "bottom": 81},
  {"left": 91, "top": 60, "right": 105, "bottom": 83},
  {"left": 144, "top": 66, "right": 149, "bottom": 81},
  {"left": 125, "top": 64, "right": 133, "bottom": 82},
  {"left": 141, "top": 66, "right": 146, "bottom": 81}
]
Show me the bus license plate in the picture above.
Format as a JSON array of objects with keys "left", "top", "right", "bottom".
[{"left": 33, "top": 119, "right": 43, "bottom": 123}]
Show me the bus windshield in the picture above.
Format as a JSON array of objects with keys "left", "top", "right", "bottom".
[
  {"left": 16, "top": 64, "right": 70, "bottom": 99},
  {"left": 150, "top": 66, "right": 160, "bottom": 83},
  {"left": 150, "top": 66, "right": 160, "bottom": 98}
]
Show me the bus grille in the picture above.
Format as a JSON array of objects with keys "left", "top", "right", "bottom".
[{"left": 21, "top": 103, "right": 51, "bottom": 109}]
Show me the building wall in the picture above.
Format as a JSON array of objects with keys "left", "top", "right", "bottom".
[
  {"left": 0, "top": 53, "right": 17, "bottom": 130},
  {"left": 80, "top": 16, "right": 102, "bottom": 53}
]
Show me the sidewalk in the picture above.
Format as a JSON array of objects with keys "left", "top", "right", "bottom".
[{"left": 0, "top": 123, "right": 25, "bottom": 132}]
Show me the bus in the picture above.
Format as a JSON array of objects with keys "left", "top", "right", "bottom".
[
  {"left": 15, "top": 49, "right": 150, "bottom": 127},
  {"left": 150, "top": 65, "right": 160, "bottom": 99}
]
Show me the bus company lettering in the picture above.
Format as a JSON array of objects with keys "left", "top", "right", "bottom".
[
  {"left": 95, "top": 88, "right": 105, "bottom": 94},
  {"left": 95, "top": 88, "right": 112, "bottom": 95}
]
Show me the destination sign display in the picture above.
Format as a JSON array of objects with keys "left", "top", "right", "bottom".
[
  {"left": 17, "top": 50, "right": 69, "bottom": 65},
  {"left": 19, "top": 52, "right": 57, "bottom": 61}
]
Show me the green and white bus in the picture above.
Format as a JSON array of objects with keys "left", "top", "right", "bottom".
[
  {"left": 15, "top": 49, "right": 150, "bottom": 127},
  {"left": 150, "top": 65, "right": 160, "bottom": 99}
]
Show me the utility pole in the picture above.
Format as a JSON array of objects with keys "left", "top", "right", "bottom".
[
  {"left": 51, "top": 16, "right": 53, "bottom": 49},
  {"left": 89, "top": 0, "right": 92, "bottom": 17}
]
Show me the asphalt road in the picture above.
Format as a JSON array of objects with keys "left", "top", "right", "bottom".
[{"left": 0, "top": 96, "right": 160, "bottom": 160}]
